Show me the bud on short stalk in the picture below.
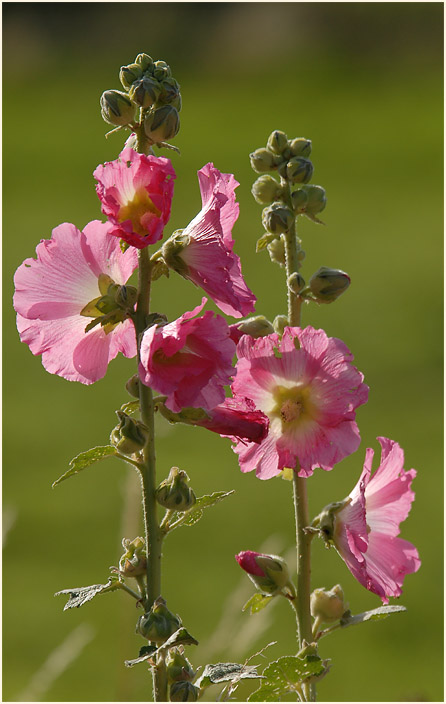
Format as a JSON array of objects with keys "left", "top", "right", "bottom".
[
  {"left": 267, "top": 130, "right": 288, "bottom": 155},
  {"left": 267, "top": 236, "right": 286, "bottom": 267},
  {"left": 135, "top": 52, "right": 154, "bottom": 72},
  {"left": 136, "top": 597, "right": 181, "bottom": 643},
  {"left": 251, "top": 174, "right": 283, "bottom": 205},
  {"left": 286, "top": 157, "right": 314, "bottom": 184},
  {"left": 289, "top": 137, "right": 312, "bottom": 157},
  {"left": 110, "top": 411, "right": 148, "bottom": 455},
  {"left": 166, "top": 649, "right": 195, "bottom": 683},
  {"left": 119, "top": 63, "right": 143, "bottom": 91},
  {"left": 156, "top": 466, "right": 196, "bottom": 511},
  {"left": 262, "top": 203, "right": 294, "bottom": 235},
  {"left": 292, "top": 185, "right": 327, "bottom": 219},
  {"left": 119, "top": 537, "right": 147, "bottom": 578},
  {"left": 309, "top": 267, "right": 350, "bottom": 303},
  {"left": 235, "top": 550, "right": 296, "bottom": 597},
  {"left": 100, "top": 90, "right": 137, "bottom": 126},
  {"left": 229, "top": 315, "right": 275, "bottom": 343},
  {"left": 288, "top": 272, "right": 305, "bottom": 295},
  {"left": 249, "top": 148, "right": 281, "bottom": 174},
  {"left": 152, "top": 60, "right": 172, "bottom": 80},
  {"left": 125, "top": 374, "right": 140, "bottom": 398},
  {"left": 310, "top": 585, "right": 347, "bottom": 624},
  {"left": 273, "top": 314, "right": 289, "bottom": 335},
  {"left": 144, "top": 105, "right": 180, "bottom": 143}
]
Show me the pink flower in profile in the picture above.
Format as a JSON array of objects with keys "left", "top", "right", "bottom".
[
  {"left": 94, "top": 147, "right": 176, "bottom": 249},
  {"left": 13, "top": 221, "right": 138, "bottom": 384},
  {"left": 139, "top": 298, "right": 236, "bottom": 412},
  {"left": 193, "top": 397, "right": 269, "bottom": 443},
  {"left": 162, "top": 163, "right": 256, "bottom": 318},
  {"left": 317, "top": 437, "right": 420, "bottom": 603},
  {"left": 228, "top": 326, "right": 369, "bottom": 480}
]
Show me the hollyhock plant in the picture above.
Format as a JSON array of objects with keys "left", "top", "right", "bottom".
[
  {"left": 94, "top": 146, "right": 176, "bottom": 248},
  {"left": 161, "top": 163, "right": 256, "bottom": 318},
  {"left": 316, "top": 437, "right": 421, "bottom": 603},
  {"left": 139, "top": 297, "right": 236, "bottom": 412},
  {"left": 228, "top": 326, "right": 369, "bottom": 480},
  {"left": 13, "top": 220, "right": 138, "bottom": 384}
]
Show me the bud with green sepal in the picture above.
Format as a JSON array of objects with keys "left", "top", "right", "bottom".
[
  {"left": 311, "top": 585, "right": 348, "bottom": 627},
  {"left": 100, "top": 90, "right": 137, "bottom": 127},
  {"left": 152, "top": 60, "right": 172, "bottom": 80},
  {"left": 129, "top": 76, "right": 161, "bottom": 109},
  {"left": 119, "top": 63, "right": 143, "bottom": 91},
  {"left": 310, "top": 498, "right": 352, "bottom": 546},
  {"left": 156, "top": 466, "right": 196, "bottom": 511},
  {"left": 267, "top": 236, "right": 286, "bottom": 267},
  {"left": 170, "top": 681, "right": 199, "bottom": 702},
  {"left": 144, "top": 105, "right": 180, "bottom": 144},
  {"left": 267, "top": 129, "right": 289, "bottom": 155},
  {"left": 158, "top": 77, "right": 182, "bottom": 109},
  {"left": 110, "top": 411, "right": 149, "bottom": 455},
  {"left": 135, "top": 52, "right": 154, "bottom": 72},
  {"left": 273, "top": 314, "right": 289, "bottom": 335},
  {"left": 126, "top": 374, "right": 140, "bottom": 399},
  {"left": 288, "top": 272, "right": 305, "bottom": 295},
  {"left": 136, "top": 597, "right": 181, "bottom": 643},
  {"left": 166, "top": 648, "right": 195, "bottom": 683},
  {"left": 249, "top": 148, "right": 282, "bottom": 174},
  {"left": 286, "top": 157, "right": 314, "bottom": 184},
  {"left": 262, "top": 203, "right": 294, "bottom": 235},
  {"left": 251, "top": 174, "right": 284, "bottom": 205},
  {"left": 292, "top": 185, "right": 327, "bottom": 223},
  {"left": 229, "top": 315, "right": 275, "bottom": 342},
  {"left": 235, "top": 551, "right": 296, "bottom": 598},
  {"left": 289, "top": 137, "right": 312, "bottom": 158},
  {"left": 118, "top": 537, "right": 147, "bottom": 578},
  {"left": 309, "top": 267, "right": 351, "bottom": 303}
]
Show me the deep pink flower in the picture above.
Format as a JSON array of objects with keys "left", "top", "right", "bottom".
[
  {"left": 228, "top": 326, "right": 369, "bottom": 479},
  {"left": 162, "top": 163, "right": 256, "bottom": 318},
  {"left": 323, "top": 437, "right": 421, "bottom": 603},
  {"left": 94, "top": 147, "right": 176, "bottom": 249},
  {"left": 194, "top": 397, "right": 269, "bottom": 443},
  {"left": 235, "top": 550, "right": 268, "bottom": 577},
  {"left": 13, "top": 221, "right": 138, "bottom": 384},
  {"left": 235, "top": 550, "right": 294, "bottom": 596},
  {"left": 139, "top": 298, "right": 236, "bottom": 412}
]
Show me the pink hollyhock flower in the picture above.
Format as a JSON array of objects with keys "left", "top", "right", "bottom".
[
  {"left": 94, "top": 147, "right": 176, "bottom": 249},
  {"left": 229, "top": 326, "right": 369, "bottom": 479},
  {"left": 193, "top": 397, "right": 269, "bottom": 443},
  {"left": 13, "top": 220, "right": 138, "bottom": 384},
  {"left": 162, "top": 163, "right": 256, "bottom": 318},
  {"left": 317, "top": 437, "right": 421, "bottom": 603},
  {"left": 139, "top": 297, "right": 235, "bottom": 412}
]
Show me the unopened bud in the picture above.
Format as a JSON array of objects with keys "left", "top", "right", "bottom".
[
  {"left": 311, "top": 585, "right": 347, "bottom": 623},
  {"left": 152, "top": 60, "right": 172, "bottom": 80},
  {"left": 129, "top": 76, "right": 161, "bottom": 109},
  {"left": 273, "top": 315, "right": 288, "bottom": 335},
  {"left": 309, "top": 267, "right": 350, "bottom": 303},
  {"left": 100, "top": 90, "right": 137, "bottom": 126},
  {"left": 119, "top": 537, "right": 147, "bottom": 578},
  {"left": 293, "top": 185, "right": 327, "bottom": 219},
  {"left": 136, "top": 597, "right": 181, "bottom": 643},
  {"left": 229, "top": 316, "right": 275, "bottom": 343},
  {"left": 262, "top": 203, "right": 294, "bottom": 235},
  {"left": 169, "top": 682, "right": 199, "bottom": 702},
  {"left": 235, "top": 550, "right": 295, "bottom": 597},
  {"left": 156, "top": 467, "right": 196, "bottom": 511},
  {"left": 267, "top": 130, "right": 288, "bottom": 155},
  {"left": 288, "top": 272, "right": 305, "bottom": 295},
  {"left": 144, "top": 105, "right": 180, "bottom": 143},
  {"left": 162, "top": 231, "right": 191, "bottom": 277},
  {"left": 158, "top": 77, "right": 182, "bottom": 109},
  {"left": 286, "top": 157, "right": 314, "bottom": 184},
  {"left": 251, "top": 175, "right": 283, "bottom": 205},
  {"left": 119, "top": 63, "right": 143, "bottom": 91},
  {"left": 135, "top": 53, "right": 154, "bottom": 72},
  {"left": 110, "top": 411, "right": 148, "bottom": 454},
  {"left": 249, "top": 148, "right": 280, "bottom": 174},
  {"left": 289, "top": 138, "right": 312, "bottom": 157},
  {"left": 267, "top": 237, "right": 286, "bottom": 267},
  {"left": 126, "top": 374, "right": 140, "bottom": 398},
  {"left": 166, "top": 649, "right": 195, "bottom": 683}
]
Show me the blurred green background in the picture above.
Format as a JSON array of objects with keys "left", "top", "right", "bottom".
[{"left": 3, "top": 2, "right": 443, "bottom": 702}]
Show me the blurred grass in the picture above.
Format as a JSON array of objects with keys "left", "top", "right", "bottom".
[{"left": 3, "top": 3, "right": 443, "bottom": 702}]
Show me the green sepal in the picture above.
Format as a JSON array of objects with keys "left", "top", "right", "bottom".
[
  {"left": 124, "top": 644, "right": 157, "bottom": 668},
  {"left": 196, "top": 662, "right": 262, "bottom": 689},
  {"left": 248, "top": 654, "right": 330, "bottom": 702},
  {"left": 55, "top": 574, "right": 121, "bottom": 610},
  {"left": 340, "top": 605, "right": 406, "bottom": 629},
  {"left": 120, "top": 400, "right": 140, "bottom": 415},
  {"left": 242, "top": 593, "right": 274, "bottom": 615},
  {"left": 167, "top": 491, "right": 234, "bottom": 531},
  {"left": 256, "top": 232, "right": 277, "bottom": 253},
  {"left": 120, "top": 239, "right": 131, "bottom": 253},
  {"left": 52, "top": 445, "right": 117, "bottom": 488}
]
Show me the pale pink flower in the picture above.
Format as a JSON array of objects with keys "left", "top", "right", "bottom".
[
  {"left": 229, "top": 326, "right": 369, "bottom": 479},
  {"left": 162, "top": 163, "right": 256, "bottom": 318},
  {"left": 13, "top": 221, "right": 138, "bottom": 384},
  {"left": 139, "top": 298, "right": 236, "bottom": 412},
  {"left": 94, "top": 147, "right": 176, "bottom": 249},
  {"left": 325, "top": 437, "right": 420, "bottom": 603}
]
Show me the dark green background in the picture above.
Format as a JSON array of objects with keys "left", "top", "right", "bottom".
[{"left": 3, "top": 3, "right": 443, "bottom": 702}]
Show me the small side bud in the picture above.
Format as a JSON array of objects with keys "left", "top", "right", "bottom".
[
  {"left": 267, "top": 130, "right": 288, "bottom": 155},
  {"left": 293, "top": 185, "right": 327, "bottom": 221},
  {"left": 158, "top": 77, "right": 182, "bottom": 109},
  {"left": 289, "top": 137, "right": 312, "bottom": 157},
  {"left": 309, "top": 267, "right": 350, "bottom": 303},
  {"left": 144, "top": 105, "right": 180, "bottom": 143},
  {"left": 262, "top": 203, "right": 294, "bottom": 235},
  {"left": 110, "top": 411, "right": 148, "bottom": 455},
  {"left": 273, "top": 314, "right": 289, "bottom": 335},
  {"left": 135, "top": 53, "right": 154, "bottom": 71},
  {"left": 249, "top": 148, "right": 280, "bottom": 174},
  {"left": 235, "top": 550, "right": 295, "bottom": 597},
  {"left": 100, "top": 90, "right": 136, "bottom": 126},
  {"left": 251, "top": 175, "right": 283, "bottom": 205},
  {"left": 119, "top": 537, "right": 147, "bottom": 578},
  {"left": 169, "top": 682, "right": 199, "bottom": 702},
  {"left": 129, "top": 77, "right": 161, "bottom": 109},
  {"left": 166, "top": 649, "right": 195, "bottom": 683},
  {"left": 136, "top": 597, "right": 181, "bottom": 643},
  {"left": 152, "top": 60, "right": 172, "bottom": 80},
  {"left": 286, "top": 157, "right": 314, "bottom": 184},
  {"left": 267, "top": 236, "right": 286, "bottom": 267},
  {"left": 119, "top": 63, "right": 143, "bottom": 91},
  {"left": 229, "top": 315, "right": 275, "bottom": 343},
  {"left": 126, "top": 374, "right": 140, "bottom": 398},
  {"left": 310, "top": 585, "right": 348, "bottom": 623},
  {"left": 161, "top": 230, "right": 191, "bottom": 277},
  {"left": 288, "top": 272, "right": 305, "bottom": 295},
  {"left": 156, "top": 467, "right": 196, "bottom": 511}
]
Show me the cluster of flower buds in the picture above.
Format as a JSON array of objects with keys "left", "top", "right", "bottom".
[
  {"left": 235, "top": 550, "right": 296, "bottom": 598},
  {"left": 110, "top": 410, "right": 149, "bottom": 455},
  {"left": 118, "top": 537, "right": 147, "bottom": 578},
  {"left": 100, "top": 52, "right": 181, "bottom": 145},
  {"left": 156, "top": 466, "right": 196, "bottom": 511},
  {"left": 166, "top": 648, "right": 199, "bottom": 701},
  {"left": 136, "top": 596, "right": 181, "bottom": 643}
]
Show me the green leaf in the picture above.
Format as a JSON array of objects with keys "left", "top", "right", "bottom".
[
  {"left": 125, "top": 645, "right": 157, "bottom": 668},
  {"left": 340, "top": 605, "right": 407, "bottom": 629},
  {"left": 120, "top": 400, "right": 140, "bottom": 415},
  {"left": 242, "top": 593, "right": 274, "bottom": 615},
  {"left": 168, "top": 490, "right": 234, "bottom": 531},
  {"left": 52, "top": 445, "right": 117, "bottom": 487},
  {"left": 248, "top": 654, "right": 330, "bottom": 702},
  {"left": 256, "top": 233, "right": 277, "bottom": 253},
  {"left": 55, "top": 575, "right": 120, "bottom": 610},
  {"left": 196, "top": 662, "right": 262, "bottom": 689},
  {"left": 157, "top": 627, "right": 199, "bottom": 654}
]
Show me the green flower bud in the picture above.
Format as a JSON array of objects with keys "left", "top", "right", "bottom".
[
  {"left": 144, "top": 105, "right": 180, "bottom": 143},
  {"left": 114, "top": 284, "right": 138, "bottom": 310},
  {"left": 293, "top": 185, "right": 327, "bottom": 219},
  {"left": 152, "top": 60, "right": 172, "bottom": 80},
  {"left": 100, "top": 90, "right": 136, "bottom": 126},
  {"left": 119, "top": 63, "right": 143, "bottom": 91},
  {"left": 251, "top": 175, "right": 283, "bottom": 205},
  {"left": 273, "top": 315, "right": 288, "bottom": 335},
  {"left": 311, "top": 499, "right": 352, "bottom": 546},
  {"left": 119, "top": 537, "right": 147, "bottom": 578},
  {"left": 110, "top": 411, "right": 148, "bottom": 455},
  {"left": 166, "top": 649, "right": 195, "bottom": 683},
  {"left": 129, "top": 77, "right": 161, "bottom": 109},
  {"left": 158, "top": 77, "right": 182, "bottom": 109},
  {"left": 266, "top": 130, "right": 288, "bottom": 155},
  {"left": 234, "top": 315, "right": 275, "bottom": 339},
  {"left": 288, "top": 272, "right": 305, "bottom": 295},
  {"left": 309, "top": 267, "right": 351, "bottom": 303},
  {"left": 286, "top": 157, "right": 314, "bottom": 184},
  {"left": 291, "top": 188, "right": 309, "bottom": 213},
  {"left": 161, "top": 231, "right": 191, "bottom": 277},
  {"left": 262, "top": 202, "right": 294, "bottom": 235},
  {"left": 236, "top": 551, "right": 295, "bottom": 597},
  {"left": 135, "top": 53, "right": 154, "bottom": 72},
  {"left": 169, "top": 681, "right": 199, "bottom": 702},
  {"left": 267, "top": 237, "right": 286, "bottom": 267},
  {"left": 289, "top": 138, "right": 312, "bottom": 158},
  {"left": 136, "top": 597, "right": 181, "bottom": 643},
  {"left": 249, "top": 148, "right": 281, "bottom": 174},
  {"left": 126, "top": 374, "right": 140, "bottom": 399},
  {"left": 156, "top": 467, "right": 196, "bottom": 511},
  {"left": 310, "top": 585, "right": 347, "bottom": 624}
]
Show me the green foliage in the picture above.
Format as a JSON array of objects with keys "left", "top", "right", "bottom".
[
  {"left": 256, "top": 233, "right": 277, "bottom": 252},
  {"left": 167, "top": 490, "right": 234, "bottom": 531},
  {"left": 124, "top": 645, "right": 157, "bottom": 668},
  {"left": 242, "top": 593, "right": 274, "bottom": 614},
  {"left": 157, "top": 627, "right": 199, "bottom": 653},
  {"left": 196, "top": 662, "right": 262, "bottom": 689},
  {"left": 55, "top": 575, "right": 120, "bottom": 610},
  {"left": 120, "top": 400, "right": 140, "bottom": 415},
  {"left": 248, "top": 654, "right": 330, "bottom": 701},
  {"left": 52, "top": 446, "right": 117, "bottom": 488},
  {"left": 340, "top": 605, "right": 407, "bottom": 629}
]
